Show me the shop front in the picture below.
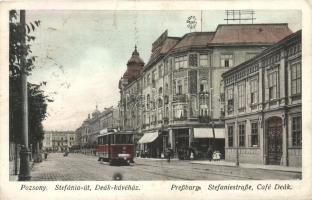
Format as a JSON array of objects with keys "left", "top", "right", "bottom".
[
  {"left": 137, "top": 131, "right": 162, "bottom": 158},
  {"left": 192, "top": 128, "right": 225, "bottom": 160}
]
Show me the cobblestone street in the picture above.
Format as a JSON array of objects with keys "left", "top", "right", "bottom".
[{"left": 29, "top": 153, "right": 301, "bottom": 181}]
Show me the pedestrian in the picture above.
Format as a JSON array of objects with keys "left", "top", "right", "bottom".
[
  {"left": 207, "top": 147, "right": 213, "bottom": 161},
  {"left": 167, "top": 148, "right": 172, "bottom": 162},
  {"left": 44, "top": 151, "right": 48, "bottom": 160}
]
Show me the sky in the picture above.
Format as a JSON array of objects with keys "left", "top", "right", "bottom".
[{"left": 25, "top": 10, "right": 302, "bottom": 131}]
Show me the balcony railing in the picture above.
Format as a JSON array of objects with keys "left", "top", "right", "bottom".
[
  {"left": 173, "top": 94, "right": 187, "bottom": 102},
  {"left": 173, "top": 116, "right": 187, "bottom": 121}
]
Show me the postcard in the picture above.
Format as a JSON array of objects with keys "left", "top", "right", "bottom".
[{"left": 0, "top": 0, "right": 311, "bottom": 200}]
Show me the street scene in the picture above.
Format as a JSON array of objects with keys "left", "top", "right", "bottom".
[
  {"left": 30, "top": 153, "right": 301, "bottom": 181},
  {"left": 8, "top": 9, "right": 302, "bottom": 181}
]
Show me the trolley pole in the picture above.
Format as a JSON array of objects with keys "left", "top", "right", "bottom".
[{"left": 18, "top": 10, "right": 31, "bottom": 181}]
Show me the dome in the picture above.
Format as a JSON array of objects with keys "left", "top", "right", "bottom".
[{"left": 127, "top": 45, "right": 144, "bottom": 66}]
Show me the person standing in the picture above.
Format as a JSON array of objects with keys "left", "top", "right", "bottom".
[{"left": 167, "top": 148, "right": 172, "bottom": 162}]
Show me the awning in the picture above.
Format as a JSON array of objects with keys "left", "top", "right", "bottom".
[
  {"left": 137, "top": 132, "right": 159, "bottom": 144},
  {"left": 100, "top": 129, "right": 108, "bottom": 134},
  {"left": 193, "top": 128, "right": 225, "bottom": 139}
]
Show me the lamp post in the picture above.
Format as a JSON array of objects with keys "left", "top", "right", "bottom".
[
  {"left": 18, "top": 10, "right": 31, "bottom": 181},
  {"left": 210, "top": 88, "right": 215, "bottom": 152}
]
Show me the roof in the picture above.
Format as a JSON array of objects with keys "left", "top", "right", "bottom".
[
  {"left": 127, "top": 45, "right": 144, "bottom": 66},
  {"left": 144, "top": 37, "right": 179, "bottom": 69},
  {"left": 170, "top": 32, "right": 215, "bottom": 52},
  {"left": 222, "top": 30, "right": 301, "bottom": 78},
  {"left": 211, "top": 23, "right": 293, "bottom": 45}
]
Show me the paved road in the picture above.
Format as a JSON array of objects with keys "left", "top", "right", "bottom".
[{"left": 30, "top": 153, "right": 301, "bottom": 181}]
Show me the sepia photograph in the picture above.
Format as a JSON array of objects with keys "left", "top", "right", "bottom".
[{"left": 1, "top": 1, "right": 311, "bottom": 200}]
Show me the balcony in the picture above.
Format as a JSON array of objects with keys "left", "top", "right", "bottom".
[
  {"left": 163, "top": 117, "right": 169, "bottom": 124},
  {"left": 173, "top": 116, "right": 187, "bottom": 121},
  {"left": 198, "top": 116, "right": 210, "bottom": 123},
  {"left": 173, "top": 94, "right": 187, "bottom": 102}
]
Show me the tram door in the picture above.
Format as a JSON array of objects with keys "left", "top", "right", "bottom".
[{"left": 266, "top": 117, "right": 283, "bottom": 165}]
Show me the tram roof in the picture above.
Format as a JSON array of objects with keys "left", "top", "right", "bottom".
[{"left": 97, "top": 131, "right": 134, "bottom": 137}]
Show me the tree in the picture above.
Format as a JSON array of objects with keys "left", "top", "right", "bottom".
[{"left": 9, "top": 10, "right": 52, "bottom": 159}]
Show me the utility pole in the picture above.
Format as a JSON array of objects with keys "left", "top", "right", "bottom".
[{"left": 18, "top": 10, "right": 31, "bottom": 181}]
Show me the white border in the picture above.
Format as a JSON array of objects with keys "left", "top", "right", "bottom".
[{"left": 0, "top": 1, "right": 311, "bottom": 200}]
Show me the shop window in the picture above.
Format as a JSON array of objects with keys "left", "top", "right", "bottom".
[{"left": 292, "top": 116, "right": 302, "bottom": 147}]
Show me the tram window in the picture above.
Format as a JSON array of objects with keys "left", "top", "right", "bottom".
[
  {"left": 124, "top": 135, "right": 133, "bottom": 144},
  {"left": 115, "top": 134, "right": 121, "bottom": 144},
  {"left": 108, "top": 135, "right": 112, "bottom": 144},
  {"left": 105, "top": 135, "right": 108, "bottom": 144}
]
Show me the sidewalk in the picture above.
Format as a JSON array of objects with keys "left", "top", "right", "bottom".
[
  {"left": 191, "top": 160, "right": 302, "bottom": 173},
  {"left": 9, "top": 160, "right": 35, "bottom": 181},
  {"left": 135, "top": 157, "right": 179, "bottom": 161}
]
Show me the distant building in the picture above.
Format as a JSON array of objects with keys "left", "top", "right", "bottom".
[
  {"left": 119, "top": 23, "right": 293, "bottom": 159},
  {"left": 43, "top": 131, "right": 76, "bottom": 152},
  {"left": 222, "top": 30, "right": 301, "bottom": 166},
  {"left": 75, "top": 106, "right": 120, "bottom": 152}
]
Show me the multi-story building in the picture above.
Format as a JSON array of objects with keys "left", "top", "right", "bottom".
[
  {"left": 75, "top": 106, "right": 120, "bottom": 153},
  {"left": 222, "top": 30, "right": 301, "bottom": 167},
  {"left": 119, "top": 46, "right": 145, "bottom": 146},
  {"left": 119, "top": 24, "right": 293, "bottom": 159},
  {"left": 43, "top": 131, "right": 76, "bottom": 152}
]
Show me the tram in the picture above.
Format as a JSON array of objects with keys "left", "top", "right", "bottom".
[{"left": 96, "top": 131, "right": 134, "bottom": 165}]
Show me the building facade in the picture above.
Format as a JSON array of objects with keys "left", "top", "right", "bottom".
[
  {"left": 222, "top": 30, "right": 301, "bottom": 166},
  {"left": 43, "top": 131, "right": 76, "bottom": 152},
  {"left": 119, "top": 24, "right": 293, "bottom": 159},
  {"left": 75, "top": 106, "right": 120, "bottom": 153}
]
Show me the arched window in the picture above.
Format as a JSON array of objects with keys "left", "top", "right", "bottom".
[
  {"left": 147, "top": 94, "right": 150, "bottom": 109},
  {"left": 158, "top": 87, "right": 163, "bottom": 94}
]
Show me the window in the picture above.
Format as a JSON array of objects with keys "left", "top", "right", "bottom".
[
  {"left": 146, "top": 94, "right": 150, "bottom": 109},
  {"left": 250, "top": 79, "right": 258, "bottom": 104},
  {"left": 199, "top": 54, "right": 208, "bottom": 66},
  {"left": 177, "top": 80, "right": 183, "bottom": 94},
  {"left": 147, "top": 74, "right": 150, "bottom": 85},
  {"left": 189, "top": 54, "right": 198, "bottom": 67},
  {"left": 158, "top": 64, "right": 163, "bottom": 78},
  {"left": 268, "top": 71, "right": 278, "bottom": 100},
  {"left": 199, "top": 79, "right": 208, "bottom": 92},
  {"left": 291, "top": 63, "right": 301, "bottom": 95},
  {"left": 173, "top": 104, "right": 186, "bottom": 119},
  {"left": 246, "top": 53, "right": 258, "bottom": 61},
  {"left": 250, "top": 122, "right": 259, "bottom": 147},
  {"left": 239, "top": 124, "right": 245, "bottom": 147},
  {"left": 228, "top": 125, "right": 234, "bottom": 147},
  {"left": 164, "top": 60, "right": 168, "bottom": 74},
  {"left": 175, "top": 56, "right": 187, "bottom": 69},
  {"left": 292, "top": 116, "right": 302, "bottom": 147},
  {"left": 238, "top": 84, "right": 245, "bottom": 109},
  {"left": 227, "top": 88, "right": 234, "bottom": 112},
  {"left": 158, "top": 87, "right": 163, "bottom": 95},
  {"left": 221, "top": 54, "right": 233, "bottom": 67}
]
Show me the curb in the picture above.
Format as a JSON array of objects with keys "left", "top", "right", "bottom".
[{"left": 190, "top": 161, "right": 302, "bottom": 173}]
